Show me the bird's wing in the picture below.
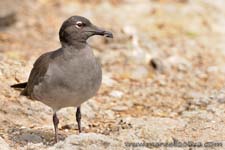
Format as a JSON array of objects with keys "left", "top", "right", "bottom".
[
  {"left": 10, "top": 52, "right": 52, "bottom": 96},
  {"left": 24, "top": 51, "right": 53, "bottom": 97}
]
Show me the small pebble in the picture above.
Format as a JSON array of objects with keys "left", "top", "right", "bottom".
[
  {"left": 110, "top": 90, "right": 124, "bottom": 98},
  {"left": 112, "top": 105, "right": 128, "bottom": 112}
]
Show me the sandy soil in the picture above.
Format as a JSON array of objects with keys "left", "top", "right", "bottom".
[{"left": 0, "top": 0, "right": 225, "bottom": 149}]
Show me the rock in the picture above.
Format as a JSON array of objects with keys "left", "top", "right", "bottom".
[
  {"left": 104, "top": 110, "right": 115, "bottom": 119},
  {"left": 0, "top": 137, "right": 10, "bottom": 150},
  {"left": 207, "top": 66, "right": 219, "bottom": 73},
  {"left": 112, "top": 105, "right": 128, "bottom": 112},
  {"left": 188, "top": 92, "right": 210, "bottom": 106},
  {"left": 102, "top": 73, "right": 117, "bottom": 87},
  {"left": 123, "top": 25, "right": 149, "bottom": 64},
  {"left": 123, "top": 25, "right": 137, "bottom": 36},
  {"left": 131, "top": 66, "right": 148, "bottom": 79},
  {"left": 17, "top": 132, "right": 42, "bottom": 143},
  {"left": 0, "top": 0, "right": 18, "bottom": 28},
  {"left": 22, "top": 143, "right": 47, "bottom": 150},
  {"left": 166, "top": 55, "right": 192, "bottom": 71},
  {"left": 207, "top": 104, "right": 224, "bottom": 117},
  {"left": 82, "top": 101, "right": 98, "bottom": 119},
  {"left": 217, "top": 93, "right": 225, "bottom": 103},
  {"left": 195, "top": 70, "right": 208, "bottom": 79},
  {"left": 149, "top": 58, "right": 164, "bottom": 73},
  {"left": 114, "top": 117, "right": 187, "bottom": 144},
  {"left": 214, "top": 89, "right": 225, "bottom": 103},
  {"left": 48, "top": 133, "right": 120, "bottom": 150},
  {"left": 110, "top": 90, "right": 124, "bottom": 98}
]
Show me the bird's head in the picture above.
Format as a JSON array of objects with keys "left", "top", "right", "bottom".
[{"left": 59, "top": 16, "right": 113, "bottom": 46}]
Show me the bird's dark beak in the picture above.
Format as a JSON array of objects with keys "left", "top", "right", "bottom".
[{"left": 90, "top": 25, "right": 113, "bottom": 38}]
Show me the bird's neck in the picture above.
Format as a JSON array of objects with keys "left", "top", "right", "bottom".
[
  {"left": 61, "top": 41, "right": 87, "bottom": 49},
  {"left": 60, "top": 41, "right": 92, "bottom": 59}
]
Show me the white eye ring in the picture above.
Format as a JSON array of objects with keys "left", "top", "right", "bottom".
[{"left": 75, "top": 21, "right": 83, "bottom": 28}]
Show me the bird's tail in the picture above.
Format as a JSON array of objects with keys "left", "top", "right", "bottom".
[{"left": 11, "top": 82, "right": 27, "bottom": 88}]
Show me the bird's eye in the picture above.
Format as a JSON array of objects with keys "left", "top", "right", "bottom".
[{"left": 75, "top": 21, "right": 84, "bottom": 28}]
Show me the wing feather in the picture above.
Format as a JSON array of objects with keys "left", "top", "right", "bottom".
[{"left": 24, "top": 52, "right": 52, "bottom": 96}]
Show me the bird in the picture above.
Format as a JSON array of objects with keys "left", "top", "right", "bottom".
[{"left": 10, "top": 15, "right": 113, "bottom": 142}]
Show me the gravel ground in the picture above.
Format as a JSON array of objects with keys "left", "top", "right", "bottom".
[{"left": 0, "top": 0, "right": 225, "bottom": 149}]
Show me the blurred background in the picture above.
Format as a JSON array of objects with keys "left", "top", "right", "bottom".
[{"left": 0, "top": 0, "right": 225, "bottom": 149}]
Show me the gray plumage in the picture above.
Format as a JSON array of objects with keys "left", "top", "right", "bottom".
[
  {"left": 25, "top": 45, "right": 102, "bottom": 112},
  {"left": 11, "top": 15, "right": 113, "bottom": 142}
]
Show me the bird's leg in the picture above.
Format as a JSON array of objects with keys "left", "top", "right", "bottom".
[
  {"left": 53, "top": 112, "right": 59, "bottom": 142},
  {"left": 76, "top": 106, "right": 82, "bottom": 133}
]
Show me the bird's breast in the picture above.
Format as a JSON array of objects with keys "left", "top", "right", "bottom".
[{"left": 33, "top": 47, "right": 102, "bottom": 110}]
